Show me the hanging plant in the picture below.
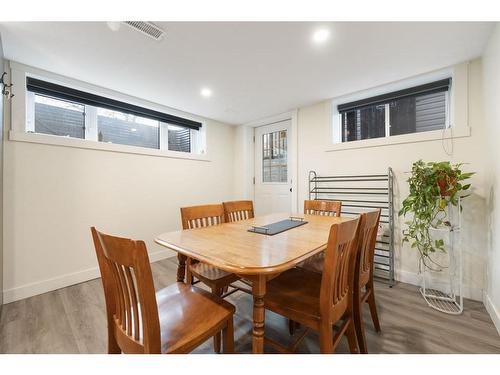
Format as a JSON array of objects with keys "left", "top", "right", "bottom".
[{"left": 399, "top": 160, "right": 473, "bottom": 270}]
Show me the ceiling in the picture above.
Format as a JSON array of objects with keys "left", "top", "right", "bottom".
[{"left": 0, "top": 22, "right": 494, "bottom": 124}]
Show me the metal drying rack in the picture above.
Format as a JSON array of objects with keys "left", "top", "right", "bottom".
[{"left": 308, "top": 168, "right": 395, "bottom": 284}]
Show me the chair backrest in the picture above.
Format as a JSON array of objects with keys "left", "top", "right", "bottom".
[
  {"left": 304, "top": 200, "right": 342, "bottom": 217},
  {"left": 91, "top": 227, "right": 161, "bottom": 354},
  {"left": 356, "top": 209, "right": 381, "bottom": 288},
  {"left": 319, "top": 217, "right": 360, "bottom": 323},
  {"left": 223, "top": 200, "right": 255, "bottom": 222},
  {"left": 180, "top": 204, "right": 225, "bottom": 229}
]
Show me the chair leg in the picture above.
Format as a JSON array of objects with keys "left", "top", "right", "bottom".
[
  {"left": 185, "top": 258, "right": 193, "bottom": 285},
  {"left": 353, "top": 292, "right": 368, "bottom": 354},
  {"left": 319, "top": 322, "right": 334, "bottom": 354},
  {"left": 288, "top": 319, "right": 296, "bottom": 335},
  {"left": 177, "top": 253, "right": 187, "bottom": 283},
  {"left": 223, "top": 318, "right": 234, "bottom": 353},
  {"left": 212, "top": 287, "right": 223, "bottom": 353},
  {"left": 345, "top": 320, "right": 359, "bottom": 354},
  {"left": 367, "top": 288, "right": 381, "bottom": 333},
  {"left": 108, "top": 326, "right": 121, "bottom": 354}
]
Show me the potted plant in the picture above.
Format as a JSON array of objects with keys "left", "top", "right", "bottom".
[{"left": 399, "top": 160, "right": 473, "bottom": 270}]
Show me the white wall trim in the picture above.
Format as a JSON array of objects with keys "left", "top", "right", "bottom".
[
  {"left": 395, "top": 269, "right": 483, "bottom": 302},
  {"left": 485, "top": 293, "right": 500, "bottom": 336},
  {"left": 325, "top": 126, "right": 471, "bottom": 152},
  {"left": 243, "top": 111, "right": 296, "bottom": 128},
  {"left": 2, "top": 250, "right": 173, "bottom": 304},
  {"left": 7, "top": 60, "right": 210, "bottom": 160},
  {"left": 290, "top": 109, "right": 299, "bottom": 213},
  {"left": 244, "top": 110, "right": 299, "bottom": 213},
  {"left": 9, "top": 130, "right": 211, "bottom": 162},
  {"left": 327, "top": 63, "right": 471, "bottom": 152}
]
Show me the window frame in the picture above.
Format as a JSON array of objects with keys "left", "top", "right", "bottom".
[
  {"left": 9, "top": 61, "right": 209, "bottom": 162},
  {"left": 328, "top": 65, "right": 471, "bottom": 152}
]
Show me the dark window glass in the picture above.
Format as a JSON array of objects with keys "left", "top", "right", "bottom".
[
  {"left": 389, "top": 96, "right": 416, "bottom": 136},
  {"left": 360, "top": 105, "right": 386, "bottom": 139},
  {"left": 415, "top": 91, "right": 447, "bottom": 133},
  {"left": 168, "top": 125, "right": 191, "bottom": 153},
  {"left": 97, "top": 108, "right": 159, "bottom": 149},
  {"left": 389, "top": 91, "right": 446, "bottom": 136},
  {"left": 34, "top": 95, "right": 85, "bottom": 138},
  {"left": 342, "top": 110, "right": 357, "bottom": 142},
  {"left": 341, "top": 105, "right": 385, "bottom": 142}
]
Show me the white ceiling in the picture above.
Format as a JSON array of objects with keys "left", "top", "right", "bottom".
[{"left": 0, "top": 22, "right": 494, "bottom": 124}]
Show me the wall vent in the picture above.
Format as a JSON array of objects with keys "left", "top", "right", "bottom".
[{"left": 124, "top": 21, "right": 165, "bottom": 41}]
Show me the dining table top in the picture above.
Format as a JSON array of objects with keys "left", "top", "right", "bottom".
[{"left": 155, "top": 212, "right": 354, "bottom": 275}]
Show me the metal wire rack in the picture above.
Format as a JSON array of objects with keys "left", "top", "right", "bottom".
[
  {"left": 308, "top": 168, "right": 395, "bottom": 284},
  {"left": 419, "top": 197, "right": 463, "bottom": 314}
]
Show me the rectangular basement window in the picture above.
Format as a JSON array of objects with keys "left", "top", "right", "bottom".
[
  {"left": 26, "top": 77, "right": 202, "bottom": 154},
  {"left": 336, "top": 78, "right": 451, "bottom": 143}
]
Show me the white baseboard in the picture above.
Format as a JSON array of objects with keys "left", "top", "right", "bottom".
[
  {"left": 484, "top": 293, "right": 500, "bottom": 336},
  {"left": 395, "top": 269, "right": 483, "bottom": 302},
  {"left": 2, "top": 250, "right": 174, "bottom": 304}
]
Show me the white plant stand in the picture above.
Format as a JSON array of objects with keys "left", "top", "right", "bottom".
[{"left": 419, "top": 198, "right": 463, "bottom": 315}]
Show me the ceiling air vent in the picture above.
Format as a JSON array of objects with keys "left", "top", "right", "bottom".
[{"left": 124, "top": 21, "right": 165, "bottom": 41}]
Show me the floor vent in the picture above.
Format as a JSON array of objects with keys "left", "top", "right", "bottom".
[{"left": 124, "top": 21, "right": 165, "bottom": 41}]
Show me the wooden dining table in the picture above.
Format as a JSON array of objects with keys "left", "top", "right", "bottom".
[{"left": 155, "top": 212, "right": 353, "bottom": 353}]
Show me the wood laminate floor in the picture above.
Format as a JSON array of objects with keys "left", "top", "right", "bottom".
[{"left": 1, "top": 257, "right": 499, "bottom": 354}]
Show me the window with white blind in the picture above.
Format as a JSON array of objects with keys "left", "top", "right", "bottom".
[
  {"left": 26, "top": 77, "right": 203, "bottom": 154},
  {"left": 336, "top": 78, "right": 451, "bottom": 143}
]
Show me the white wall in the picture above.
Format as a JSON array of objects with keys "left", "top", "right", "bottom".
[
  {"left": 0, "top": 35, "right": 4, "bottom": 308},
  {"left": 296, "top": 60, "right": 489, "bottom": 301},
  {"left": 233, "top": 125, "right": 254, "bottom": 200},
  {"left": 3, "top": 88, "right": 236, "bottom": 303},
  {"left": 482, "top": 23, "right": 500, "bottom": 334}
]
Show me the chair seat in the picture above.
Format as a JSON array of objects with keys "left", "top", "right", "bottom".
[
  {"left": 296, "top": 251, "right": 324, "bottom": 274},
  {"left": 189, "top": 262, "right": 239, "bottom": 288},
  {"left": 264, "top": 268, "right": 323, "bottom": 327},
  {"left": 157, "top": 282, "right": 235, "bottom": 353}
]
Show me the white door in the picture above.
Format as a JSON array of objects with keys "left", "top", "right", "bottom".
[{"left": 254, "top": 120, "right": 292, "bottom": 215}]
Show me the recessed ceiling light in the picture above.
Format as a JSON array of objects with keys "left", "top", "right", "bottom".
[
  {"left": 200, "top": 88, "right": 212, "bottom": 98},
  {"left": 312, "top": 28, "right": 330, "bottom": 44},
  {"left": 131, "top": 128, "right": 137, "bottom": 132}
]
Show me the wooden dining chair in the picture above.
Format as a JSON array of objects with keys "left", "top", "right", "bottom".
[
  {"left": 298, "top": 200, "right": 342, "bottom": 273},
  {"left": 90, "top": 227, "right": 235, "bottom": 354},
  {"left": 353, "top": 209, "right": 382, "bottom": 354},
  {"left": 291, "top": 210, "right": 382, "bottom": 353},
  {"left": 304, "top": 199, "right": 342, "bottom": 216},
  {"left": 223, "top": 200, "right": 254, "bottom": 223},
  {"left": 289, "top": 200, "right": 343, "bottom": 334},
  {"left": 180, "top": 204, "right": 240, "bottom": 352},
  {"left": 263, "top": 217, "right": 361, "bottom": 354}
]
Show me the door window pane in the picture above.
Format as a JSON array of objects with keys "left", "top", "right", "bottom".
[
  {"left": 97, "top": 108, "right": 160, "bottom": 149},
  {"left": 262, "top": 130, "right": 287, "bottom": 183},
  {"left": 34, "top": 95, "right": 85, "bottom": 138}
]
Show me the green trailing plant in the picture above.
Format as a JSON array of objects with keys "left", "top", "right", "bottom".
[{"left": 399, "top": 160, "right": 474, "bottom": 270}]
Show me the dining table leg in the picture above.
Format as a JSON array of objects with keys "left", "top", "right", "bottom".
[
  {"left": 251, "top": 275, "right": 266, "bottom": 354},
  {"left": 177, "top": 253, "right": 187, "bottom": 282}
]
